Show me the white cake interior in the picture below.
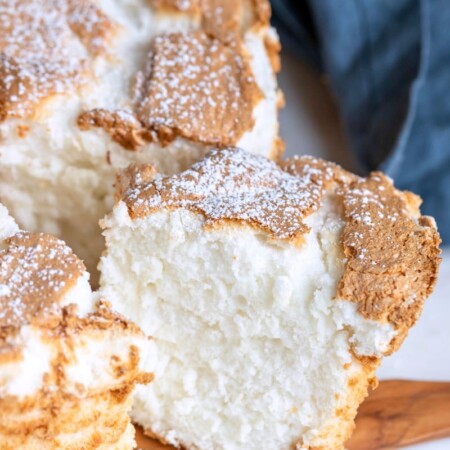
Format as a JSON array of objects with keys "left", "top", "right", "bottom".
[{"left": 100, "top": 196, "right": 395, "bottom": 449}]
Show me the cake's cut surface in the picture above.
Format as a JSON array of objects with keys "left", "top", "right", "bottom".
[
  {"left": 100, "top": 147, "right": 440, "bottom": 450},
  {"left": 0, "top": 204, "right": 154, "bottom": 450},
  {"left": 0, "top": 0, "right": 281, "bottom": 276}
]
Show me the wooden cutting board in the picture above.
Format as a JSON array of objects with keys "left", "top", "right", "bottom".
[{"left": 135, "top": 380, "right": 450, "bottom": 450}]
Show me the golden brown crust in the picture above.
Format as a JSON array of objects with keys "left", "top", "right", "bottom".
[
  {"left": 251, "top": 0, "right": 272, "bottom": 30},
  {"left": 79, "top": 29, "right": 274, "bottom": 152},
  {"left": 74, "top": 0, "right": 279, "bottom": 153},
  {"left": 115, "top": 163, "right": 158, "bottom": 203},
  {"left": 270, "top": 136, "right": 285, "bottom": 161},
  {"left": 338, "top": 173, "right": 441, "bottom": 352},
  {"left": 118, "top": 147, "right": 325, "bottom": 243},
  {"left": 149, "top": 0, "right": 200, "bottom": 14},
  {"left": 281, "top": 155, "right": 358, "bottom": 188},
  {"left": 0, "top": 0, "right": 116, "bottom": 121},
  {"left": 0, "top": 299, "right": 150, "bottom": 391},
  {"left": 0, "top": 231, "right": 85, "bottom": 328},
  {"left": 135, "top": 32, "right": 262, "bottom": 147},
  {"left": 202, "top": 0, "right": 243, "bottom": 42},
  {"left": 0, "top": 386, "right": 135, "bottom": 449},
  {"left": 150, "top": 0, "right": 271, "bottom": 40},
  {"left": 283, "top": 156, "right": 441, "bottom": 349},
  {"left": 265, "top": 32, "right": 282, "bottom": 73},
  {"left": 78, "top": 109, "right": 154, "bottom": 151}
]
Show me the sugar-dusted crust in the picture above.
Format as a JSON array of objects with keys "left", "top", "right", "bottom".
[
  {"left": 0, "top": 0, "right": 117, "bottom": 121},
  {"left": 0, "top": 231, "right": 85, "bottom": 327},
  {"left": 78, "top": 109, "right": 153, "bottom": 151},
  {"left": 135, "top": 32, "right": 262, "bottom": 147},
  {"left": 338, "top": 174, "right": 441, "bottom": 352},
  {"left": 1, "top": 0, "right": 281, "bottom": 162},
  {"left": 117, "top": 147, "right": 325, "bottom": 243},
  {"left": 150, "top": 0, "right": 272, "bottom": 40},
  {"left": 282, "top": 156, "right": 441, "bottom": 352},
  {"left": 79, "top": 31, "right": 263, "bottom": 151}
]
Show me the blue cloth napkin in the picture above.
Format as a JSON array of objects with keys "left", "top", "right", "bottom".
[{"left": 272, "top": 0, "right": 450, "bottom": 243}]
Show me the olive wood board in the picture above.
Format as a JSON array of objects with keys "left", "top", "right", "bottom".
[{"left": 135, "top": 380, "right": 450, "bottom": 450}]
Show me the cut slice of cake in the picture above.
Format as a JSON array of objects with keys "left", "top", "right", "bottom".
[
  {"left": 100, "top": 147, "right": 441, "bottom": 450},
  {"left": 0, "top": 0, "right": 281, "bottom": 275},
  {"left": 0, "top": 203, "right": 155, "bottom": 449}
]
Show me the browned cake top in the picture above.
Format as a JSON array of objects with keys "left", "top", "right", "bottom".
[
  {"left": 151, "top": 0, "right": 199, "bottom": 13},
  {"left": 0, "top": 0, "right": 116, "bottom": 121},
  {"left": 283, "top": 156, "right": 441, "bottom": 349},
  {"left": 119, "top": 147, "right": 325, "bottom": 242},
  {"left": 79, "top": 30, "right": 264, "bottom": 150},
  {"left": 150, "top": 0, "right": 271, "bottom": 41},
  {"left": 135, "top": 32, "right": 262, "bottom": 147},
  {"left": 0, "top": 232, "right": 85, "bottom": 328},
  {"left": 338, "top": 174, "right": 440, "bottom": 335}
]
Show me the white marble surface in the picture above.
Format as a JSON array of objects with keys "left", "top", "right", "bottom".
[{"left": 279, "top": 50, "right": 450, "bottom": 450}]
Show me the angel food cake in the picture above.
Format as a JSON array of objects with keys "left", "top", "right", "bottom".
[
  {"left": 0, "top": 0, "right": 282, "bottom": 275},
  {"left": 0, "top": 204, "right": 154, "bottom": 449},
  {"left": 100, "top": 148, "right": 441, "bottom": 450}
]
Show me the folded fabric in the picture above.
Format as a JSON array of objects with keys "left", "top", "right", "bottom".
[{"left": 272, "top": 0, "right": 450, "bottom": 243}]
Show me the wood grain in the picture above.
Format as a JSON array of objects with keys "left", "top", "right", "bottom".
[
  {"left": 135, "top": 380, "right": 450, "bottom": 450},
  {"left": 347, "top": 380, "right": 450, "bottom": 450}
]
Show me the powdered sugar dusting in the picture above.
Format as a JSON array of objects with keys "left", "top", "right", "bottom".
[
  {"left": 0, "top": 0, "right": 115, "bottom": 120},
  {"left": 338, "top": 172, "right": 441, "bottom": 339},
  {"left": 136, "top": 32, "right": 261, "bottom": 146},
  {"left": 121, "top": 147, "right": 325, "bottom": 239},
  {"left": 281, "top": 155, "right": 441, "bottom": 339},
  {"left": 0, "top": 231, "right": 85, "bottom": 327}
]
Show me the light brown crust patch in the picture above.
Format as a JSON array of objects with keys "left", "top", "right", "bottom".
[
  {"left": 283, "top": 156, "right": 441, "bottom": 349},
  {"left": 115, "top": 163, "right": 158, "bottom": 203},
  {"left": 200, "top": 0, "right": 244, "bottom": 42},
  {"left": 118, "top": 147, "right": 325, "bottom": 242},
  {"left": 77, "top": 109, "right": 153, "bottom": 151},
  {"left": 150, "top": 0, "right": 200, "bottom": 13},
  {"left": 150, "top": 0, "right": 271, "bottom": 40},
  {"left": 135, "top": 32, "right": 262, "bottom": 147},
  {"left": 80, "top": 30, "right": 267, "bottom": 151},
  {"left": 338, "top": 173, "right": 441, "bottom": 351},
  {"left": 0, "top": 232, "right": 85, "bottom": 328},
  {"left": 0, "top": 0, "right": 116, "bottom": 121},
  {"left": 265, "top": 32, "right": 282, "bottom": 73}
]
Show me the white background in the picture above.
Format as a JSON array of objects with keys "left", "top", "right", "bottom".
[{"left": 280, "top": 51, "right": 450, "bottom": 450}]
